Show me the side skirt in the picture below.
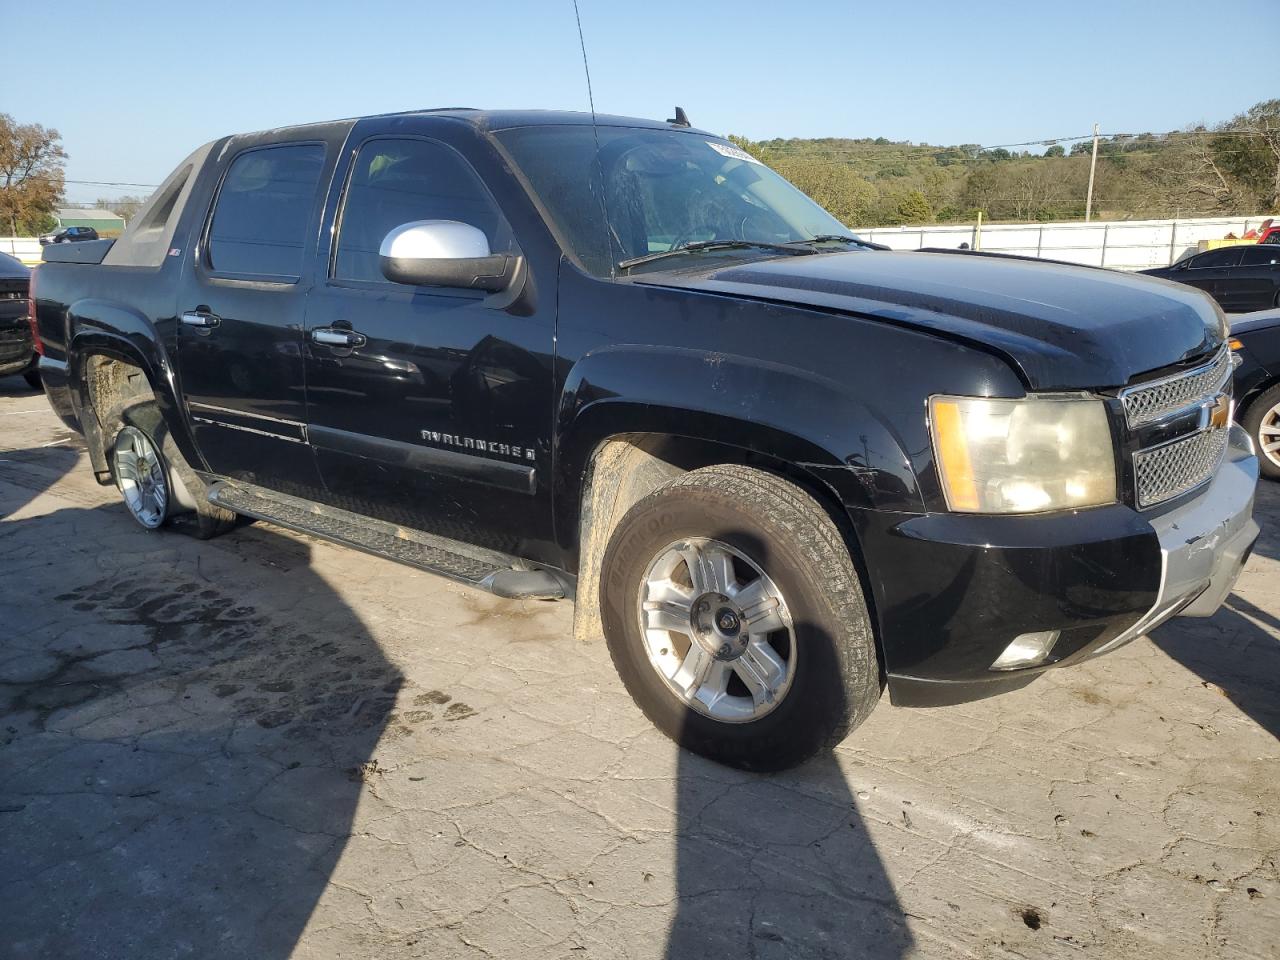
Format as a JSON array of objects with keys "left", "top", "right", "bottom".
[{"left": 206, "top": 480, "right": 571, "bottom": 601}]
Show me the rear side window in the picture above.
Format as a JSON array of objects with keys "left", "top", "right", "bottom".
[
  {"left": 207, "top": 143, "right": 325, "bottom": 279},
  {"left": 333, "top": 138, "right": 513, "bottom": 283},
  {"left": 1240, "top": 246, "right": 1279, "bottom": 266}
]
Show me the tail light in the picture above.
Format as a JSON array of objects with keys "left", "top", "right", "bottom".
[{"left": 26, "top": 267, "right": 42, "bottom": 356}]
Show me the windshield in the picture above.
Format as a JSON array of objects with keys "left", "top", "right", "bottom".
[{"left": 494, "top": 125, "right": 855, "bottom": 276}]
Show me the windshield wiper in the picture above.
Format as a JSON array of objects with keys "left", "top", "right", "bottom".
[
  {"left": 618, "top": 239, "right": 813, "bottom": 271},
  {"left": 785, "top": 234, "right": 885, "bottom": 250}
]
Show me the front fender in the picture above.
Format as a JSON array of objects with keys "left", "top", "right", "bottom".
[
  {"left": 554, "top": 343, "right": 923, "bottom": 547},
  {"left": 67, "top": 300, "right": 200, "bottom": 475}
]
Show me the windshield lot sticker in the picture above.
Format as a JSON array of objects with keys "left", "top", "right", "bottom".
[{"left": 707, "top": 141, "right": 762, "bottom": 164}]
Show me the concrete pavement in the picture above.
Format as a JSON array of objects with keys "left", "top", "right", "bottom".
[{"left": 1, "top": 374, "right": 1277, "bottom": 959}]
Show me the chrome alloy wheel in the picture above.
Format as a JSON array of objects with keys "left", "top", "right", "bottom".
[
  {"left": 638, "top": 538, "right": 796, "bottom": 722},
  {"left": 1260, "top": 401, "right": 1280, "bottom": 470},
  {"left": 113, "top": 426, "right": 168, "bottom": 529}
]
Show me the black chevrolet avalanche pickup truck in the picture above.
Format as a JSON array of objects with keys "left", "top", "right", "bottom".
[{"left": 31, "top": 109, "right": 1261, "bottom": 770}]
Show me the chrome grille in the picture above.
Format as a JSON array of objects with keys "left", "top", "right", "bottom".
[
  {"left": 1121, "top": 348, "right": 1232, "bottom": 428},
  {"left": 1133, "top": 426, "right": 1228, "bottom": 508}
]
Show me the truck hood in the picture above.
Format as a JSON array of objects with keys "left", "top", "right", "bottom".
[{"left": 639, "top": 250, "right": 1224, "bottom": 390}]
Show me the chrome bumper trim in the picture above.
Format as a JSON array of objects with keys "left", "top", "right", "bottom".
[{"left": 1089, "top": 423, "right": 1258, "bottom": 658}]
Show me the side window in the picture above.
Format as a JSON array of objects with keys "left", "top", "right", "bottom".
[
  {"left": 1189, "top": 248, "right": 1243, "bottom": 269},
  {"left": 1240, "top": 246, "right": 1279, "bottom": 266},
  {"left": 207, "top": 143, "right": 325, "bottom": 279},
  {"left": 333, "top": 138, "right": 513, "bottom": 284}
]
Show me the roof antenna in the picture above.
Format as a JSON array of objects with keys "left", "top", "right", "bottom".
[
  {"left": 571, "top": 0, "right": 617, "bottom": 276},
  {"left": 667, "top": 106, "right": 691, "bottom": 127}
]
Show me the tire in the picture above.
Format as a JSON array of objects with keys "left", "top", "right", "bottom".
[
  {"left": 22, "top": 368, "right": 40, "bottom": 390},
  {"left": 1242, "top": 383, "right": 1280, "bottom": 481},
  {"left": 600, "top": 465, "right": 880, "bottom": 771},
  {"left": 104, "top": 399, "right": 238, "bottom": 538}
]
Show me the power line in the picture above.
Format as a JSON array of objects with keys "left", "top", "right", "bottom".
[{"left": 63, "top": 178, "right": 158, "bottom": 189}]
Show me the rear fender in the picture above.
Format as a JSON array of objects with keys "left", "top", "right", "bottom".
[{"left": 67, "top": 300, "right": 199, "bottom": 477}]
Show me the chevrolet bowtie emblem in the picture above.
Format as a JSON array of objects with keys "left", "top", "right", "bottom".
[{"left": 1206, "top": 392, "right": 1231, "bottom": 430}]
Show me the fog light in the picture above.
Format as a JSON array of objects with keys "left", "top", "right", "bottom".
[{"left": 991, "top": 630, "right": 1060, "bottom": 670}]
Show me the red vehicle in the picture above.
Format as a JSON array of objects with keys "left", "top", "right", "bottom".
[{"left": 1247, "top": 218, "right": 1279, "bottom": 245}]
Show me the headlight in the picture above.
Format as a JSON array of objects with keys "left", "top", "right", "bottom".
[{"left": 929, "top": 395, "right": 1116, "bottom": 514}]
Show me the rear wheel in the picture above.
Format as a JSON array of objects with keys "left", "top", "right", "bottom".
[
  {"left": 104, "top": 399, "right": 237, "bottom": 537},
  {"left": 112, "top": 425, "right": 169, "bottom": 529},
  {"left": 600, "top": 465, "right": 880, "bottom": 771},
  {"left": 1243, "top": 383, "right": 1280, "bottom": 481}
]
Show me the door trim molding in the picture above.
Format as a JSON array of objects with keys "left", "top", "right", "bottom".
[
  {"left": 309, "top": 424, "right": 536, "bottom": 495},
  {"left": 187, "top": 401, "right": 308, "bottom": 443}
]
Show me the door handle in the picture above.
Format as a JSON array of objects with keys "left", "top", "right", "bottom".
[
  {"left": 312, "top": 328, "right": 367, "bottom": 348},
  {"left": 181, "top": 311, "right": 220, "bottom": 329}
]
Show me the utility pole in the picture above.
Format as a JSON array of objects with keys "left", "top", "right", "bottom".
[{"left": 1085, "top": 123, "right": 1100, "bottom": 222}]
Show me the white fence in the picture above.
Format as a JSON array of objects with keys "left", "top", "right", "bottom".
[
  {"left": 0, "top": 238, "right": 43, "bottom": 266},
  {"left": 854, "top": 215, "right": 1277, "bottom": 271},
  {"left": 7, "top": 213, "right": 1277, "bottom": 272}
]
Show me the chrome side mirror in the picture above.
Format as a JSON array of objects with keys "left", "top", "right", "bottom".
[{"left": 378, "top": 220, "right": 517, "bottom": 292}]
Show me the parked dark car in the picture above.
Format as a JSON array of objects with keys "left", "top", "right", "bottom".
[
  {"left": 0, "top": 251, "right": 38, "bottom": 388},
  {"left": 1230, "top": 308, "right": 1280, "bottom": 480},
  {"left": 38, "top": 226, "right": 100, "bottom": 246},
  {"left": 1142, "top": 244, "right": 1280, "bottom": 312},
  {"left": 30, "top": 108, "right": 1259, "bottom": 770}
]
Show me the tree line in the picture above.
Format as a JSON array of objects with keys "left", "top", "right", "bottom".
[{"left": 728, "top": 98, "right": 1280, "bottom": 228}]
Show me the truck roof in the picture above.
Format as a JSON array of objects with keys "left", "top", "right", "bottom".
[{"left": 234, "top": 108, "right": 713, "bottom": 141}]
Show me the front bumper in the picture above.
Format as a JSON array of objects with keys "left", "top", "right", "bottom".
[
  {"left": 1095, "top": 424, "right": 1258, "bottom": 632},
  {"left": 874, "top": 425, "right": 1259, "bottom": 707},
  {"left": 0, "top": 308, "right": 35, "bottom": 377}
]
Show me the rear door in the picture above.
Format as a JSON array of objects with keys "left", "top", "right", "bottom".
[
  {"left": 1235, "top": 246, "right": 1280, "bottom": 312},
  {"left": 175, "top": 133, "right": 340, "bottom": 494},
  {"left": 301, "top": 124, "right": 557, "bottom": 556},
  {"left": 1183, "top": 247, "right": 1244, "bottom": 307}
]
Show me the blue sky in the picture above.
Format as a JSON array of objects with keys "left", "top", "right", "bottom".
[{"left": 8, "top": 0, "right": 1278, "bottom": 202}]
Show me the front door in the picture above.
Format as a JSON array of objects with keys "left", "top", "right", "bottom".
[
  {"left": 302, "top": 133, "right": 556, "bottom": 557},
  {"left": 176, "top": 140, "right": 330, "bottom": 495}
]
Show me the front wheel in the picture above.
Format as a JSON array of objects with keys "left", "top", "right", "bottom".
[
  {"left": 600, "top": 465, "right": 881, "bottom": 771},
  {"left": 1243, "top": 383, "right": 1280, "bottom": 481}
]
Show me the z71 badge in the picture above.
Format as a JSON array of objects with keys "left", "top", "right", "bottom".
[{"left": 420, "top": 430, "right": 536, "bottom": 461}]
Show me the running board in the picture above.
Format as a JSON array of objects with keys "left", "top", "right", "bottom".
[{"left": 206, "top": 481, "right": 566, "bottom": 600}]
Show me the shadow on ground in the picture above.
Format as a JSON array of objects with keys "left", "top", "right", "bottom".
[
  {"left": 0, "top": 373, "right": 42, "bottom": 396},
  {"left": 661, "top": 533, "right": 912, "bottom": 958},
  {"left": 1150, "top": 480, "right": 1280, "bottom": 740},
  {"left": 0, "top": 503, "right": 402, "bottom": 958},
  {"left": 669, "top": 748, "right": 912, "bottom": 959}
]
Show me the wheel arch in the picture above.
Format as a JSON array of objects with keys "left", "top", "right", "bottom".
[
  {"left": 67, "top": 313, "right": 197, "bottom": 481},
  {"left": 1238, "top": 374, "right": 1280, "bottom": 474},
  {"left": 1238, "top": 371, "right": 1280, "bottom": 422},
  {"left": 556, "top": 345, "right": 918, "bottom": 653},
  {"left": 566, "top": 424, "right": 889, "bottom": 683}
]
